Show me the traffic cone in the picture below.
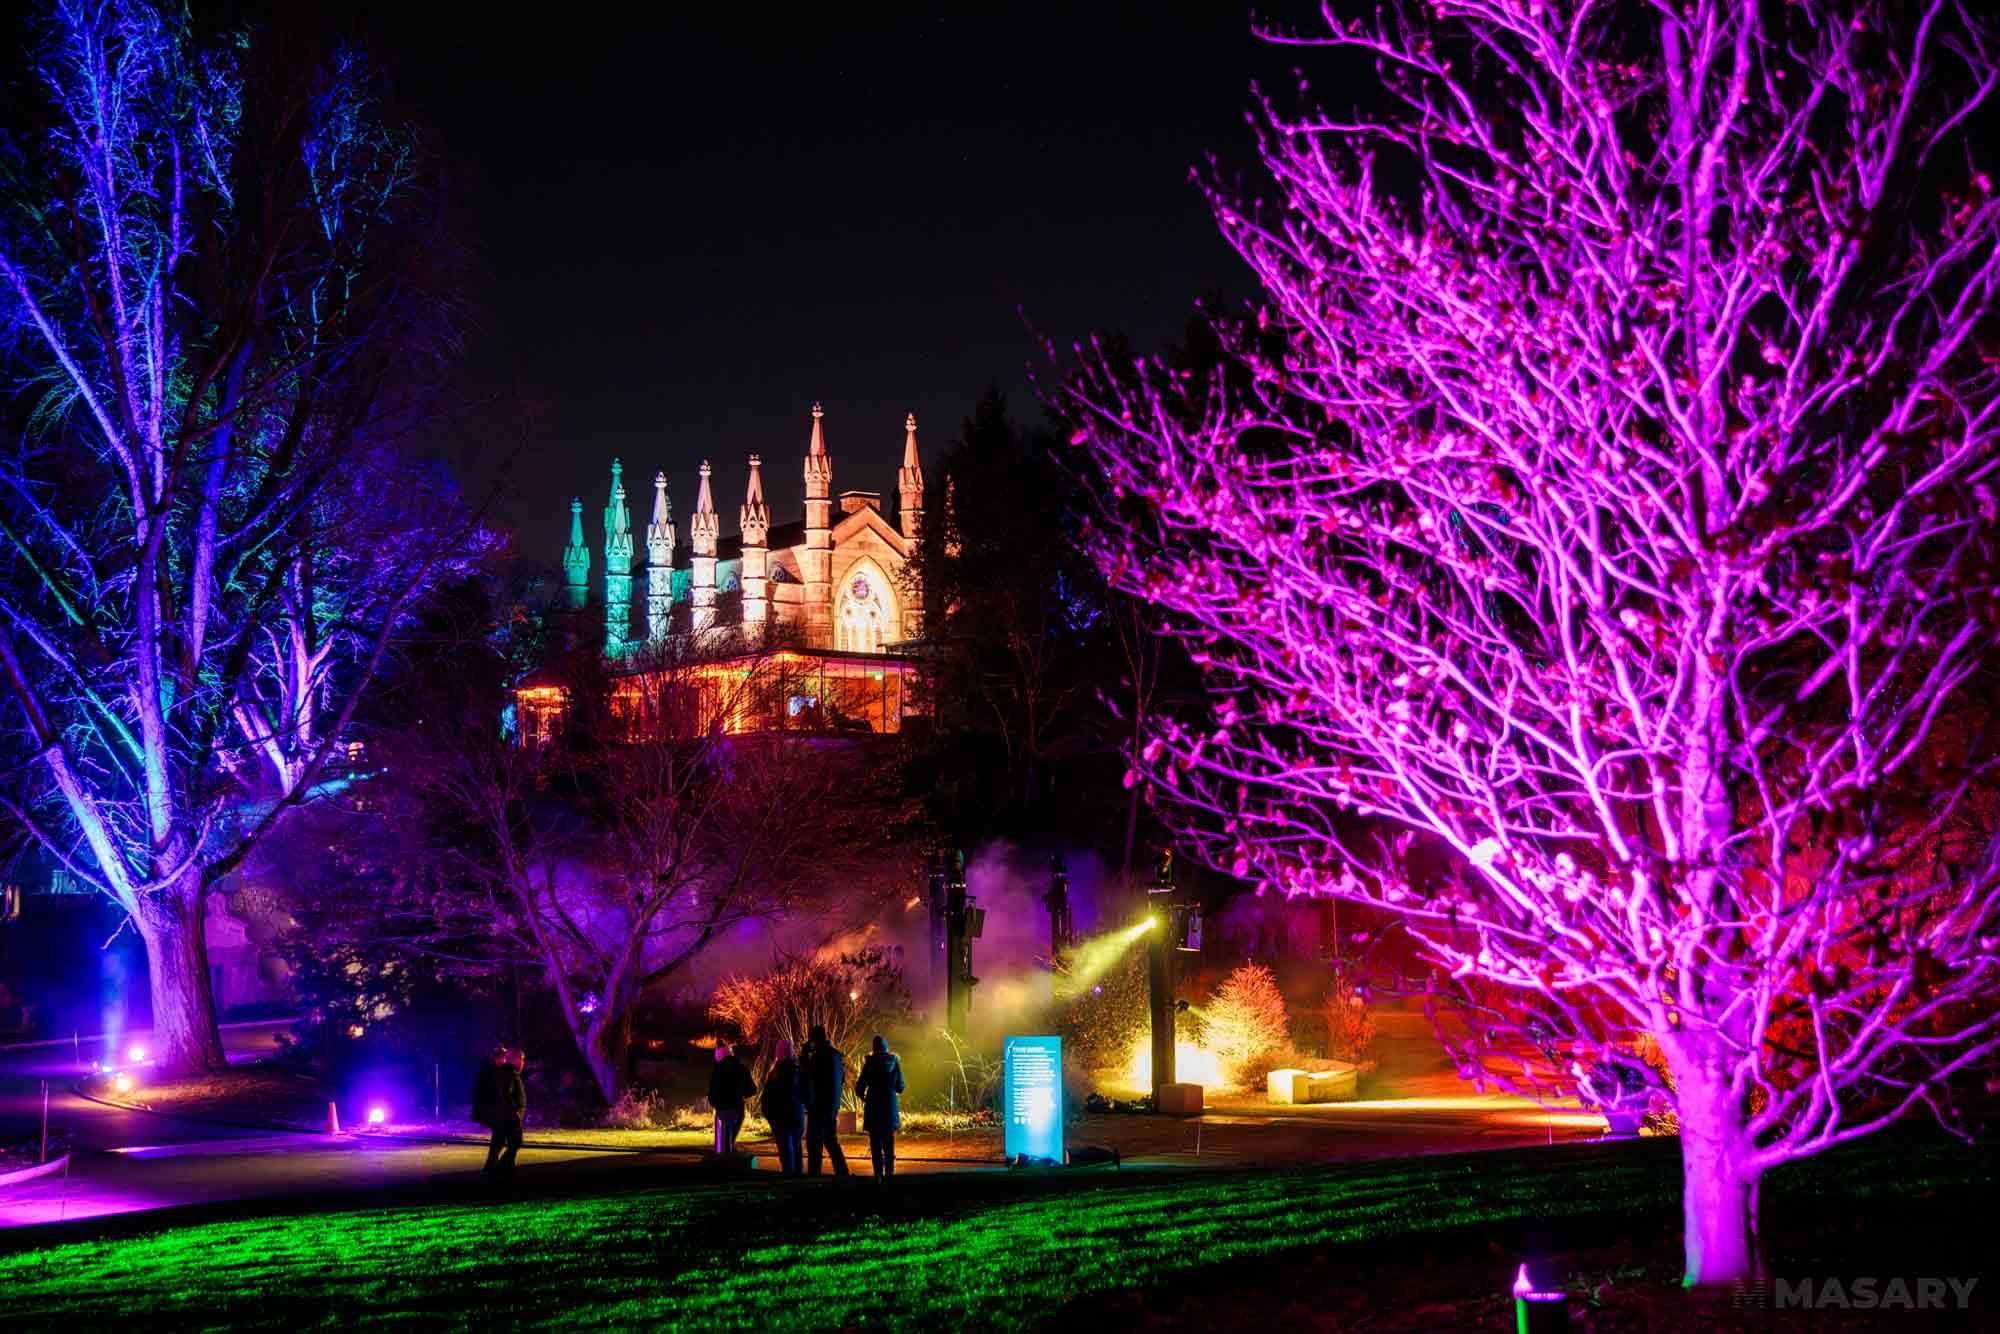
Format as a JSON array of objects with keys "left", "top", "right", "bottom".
[{"left": 327, "top": 1100, "right": 341, "bottom": 1135}]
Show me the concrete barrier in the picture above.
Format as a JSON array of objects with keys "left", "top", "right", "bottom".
[
  {"left": 0, "top": 1152, "right": 70, "bottom": 1188},
  {"left": 1266, "top": 1064, "right": 1359, "bottom": 1104},
  {"left": 1266, "top": 1069, "right": 1311, "bottom": 1103}
]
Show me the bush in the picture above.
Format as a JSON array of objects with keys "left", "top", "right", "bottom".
[
  {"left": 603, "top": 1087, "right": 665, "bottom": 1130},
  {"left": 901, "top": 1107, "right": 997, "bottom": 1134},
  {"left": 1205, "top": 963, "right": 1290, "bottom": 1089},
  {"left": 708, "top": 947, "right": 910, "bottom": 1100},
  {"left": 1321, "top": 969, "right": 1379, "bottom": 1064},
  {"left": 925, "top": 1029, "right": 1004, "bottom": 1113}
]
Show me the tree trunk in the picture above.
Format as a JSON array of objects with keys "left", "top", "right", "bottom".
[
  {"left": 582, "top": 1009, "right": 632, "bottom": 1107},
  {"left": 131, "top": 874, "right": 228, "bottom": 1076},
  {"left": 1672, "top": 1055, "right": 1763, "bottom": 1286}
]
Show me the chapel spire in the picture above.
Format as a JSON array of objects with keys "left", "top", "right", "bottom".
[
  {"left": 603, "top": 459, "right": 634, "bottom": 653},
  {"left": 645, "top": 471, "right": 674, "bottom": 643},
  {"left": 690, "top": 460, "right": 719, "bottom": 634},
  {"left": 561, "top": 497, "right": 589, "bottom": 610},
  {"left": 740, "top": 454, "right": 770, "bottom": 634},
  {"left": 897, "top": 411, "right": 924, "bottom": 540},
  {"left": 740, "top": 453, "right": 769, "bottom": 545},
  {"left": 802, "top": 402, "right": 833, "bottom": 646},
  {"left": 805, "top": 400, "right": 829, "bottom": 478}
]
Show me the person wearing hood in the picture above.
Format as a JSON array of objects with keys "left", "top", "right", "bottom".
[
  {"left": 853, "top": 1035, "right": 905, "bottom": 1179},
  {"left": 760, "top": 1038, "right": 808, "bottom": 1175}
]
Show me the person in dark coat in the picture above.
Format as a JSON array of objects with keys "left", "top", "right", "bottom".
[
  {"left": 853, "top": 1034, "right": 904, "bottom": 1179},
  {"left": 760, "top": 1038, "right": 807, "bottom": 1176},
  {"left": 801, "top": 1024, "right": 849, "bottom": 1177},
  {"left": 471, "top": 1044, "right": 505, "bottom": 1127},
  {"left": 473, "top": 1046, "right": 526, "bottom": 1175},
  {"left": 708, "top": 1042, "right": 757, "bottom": 1155}
]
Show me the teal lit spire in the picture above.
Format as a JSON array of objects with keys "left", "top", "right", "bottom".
[
  {"left": 561, "top": 498, "right": 589, "bottom": 610},
  {"left": 603, "top": 459, "right": 634, "bottom": 654}
]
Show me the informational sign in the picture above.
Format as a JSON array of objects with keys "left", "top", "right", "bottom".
[{"left": 1003, "top": 1035, "right": 1063, "bottom": 1163}]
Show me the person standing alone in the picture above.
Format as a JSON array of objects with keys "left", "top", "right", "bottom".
[
  {"left": 473, "top": 1045, "right": 526, "bottom": 1176},
  {"left": 708, "top": 1042, "right": 757, "bottom": 1155},
  {"left": 801, "top": 1025, "right": 849, "bottom": 1178},
  {"left": 854, "top": 1035, "right": 904, "bottom": 1180},
  {"left": 761, "top": 1038, "right": 808, "bottom": 1176}
]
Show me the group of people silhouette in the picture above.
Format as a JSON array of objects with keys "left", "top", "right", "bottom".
[{"left": 713, "top": 1027, "right": 905, "bottom": 1178}]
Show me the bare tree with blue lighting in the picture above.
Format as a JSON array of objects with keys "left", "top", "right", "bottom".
[{"left": 0, "top": 1, "right": 472, "bottom": 1074}]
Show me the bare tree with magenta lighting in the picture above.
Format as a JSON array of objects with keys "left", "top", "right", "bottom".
[{"left": 1065, "top": 0, "right": 2000, "bottom": 1287}]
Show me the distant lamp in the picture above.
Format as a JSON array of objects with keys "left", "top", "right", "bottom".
[
  {"left": 113, "top": 1072, "right": 134, "bottom": 1095},
  {"left": 127, "top": 1044, "right": 147, "bottom": 1064},
  {"left": 1512, "top": 1262, "right": 1568, "bottom": 1333},
  {"left": 367, "top": 1105, "right": 387, "bottom": 1128}
]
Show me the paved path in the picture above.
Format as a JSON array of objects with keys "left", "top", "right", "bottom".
[
  {"left": 0, "top": 1023, "right": 620, "bottom": 1230},
  {"left": 1, "top": 1021, "right": 291, "bottom": 1152}
]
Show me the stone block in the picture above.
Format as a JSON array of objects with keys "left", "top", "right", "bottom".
[
  {"left": 1157, "top": 1082, "right": 1204, "bottom": 1117},
  {"left": 1267, "top": 1064, "right": 1359, "bottom": 1104},
  {"left": 1265, "top": 1068, "right": 1311, "bottom": 1104}
]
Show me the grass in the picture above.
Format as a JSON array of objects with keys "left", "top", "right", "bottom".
[{"left": 2, "top": 1131, "right": 1992, "bottom": 1329}]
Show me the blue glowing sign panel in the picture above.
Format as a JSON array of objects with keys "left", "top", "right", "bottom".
[{"left": 1003, "top": 1035, "right": 1063, "bottom": 1163}]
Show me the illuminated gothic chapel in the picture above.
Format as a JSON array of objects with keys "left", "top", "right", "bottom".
[{"left": 560, "top": 402, "right": 924, "bottom": 654}]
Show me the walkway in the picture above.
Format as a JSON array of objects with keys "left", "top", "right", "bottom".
[{"left": 0, "top": 1023, "right": 622, "bottom": 1229}]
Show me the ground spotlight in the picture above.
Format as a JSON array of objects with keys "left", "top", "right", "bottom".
[
  {"left": 1513, "top": 1262, "right": 1568, "bottom": 1332},
  {"left": 367, "top": 1105, "right": 387, "bottom": 1128},
  {"left": 113, "top": 1072, "right": 134, "bottom": 1094}
]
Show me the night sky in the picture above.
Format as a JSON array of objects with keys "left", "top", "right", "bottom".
[{"left": 326, "top": 4, "right": 1284, "bottom": 568}]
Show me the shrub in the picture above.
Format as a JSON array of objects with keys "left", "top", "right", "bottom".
[
  {"left": 927, "top": 1028, "right": 1004, "bottom": 1113},
  {"left": 708, "top": 947, "right": 910, "bottom": 1100},
  {"left": 602, "top": 1087, "right": 664, "bottom": 1130},
  {"left": 1205, "top": 963, "right": 1290, "bottom": 1089},
  {"left": 1321, "top": 969, "right": 1379, "bottom": 1064}
]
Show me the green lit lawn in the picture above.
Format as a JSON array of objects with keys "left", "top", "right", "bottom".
[{"left": 1, "top": 1134, "right": 1991, "bottom": 1329}]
